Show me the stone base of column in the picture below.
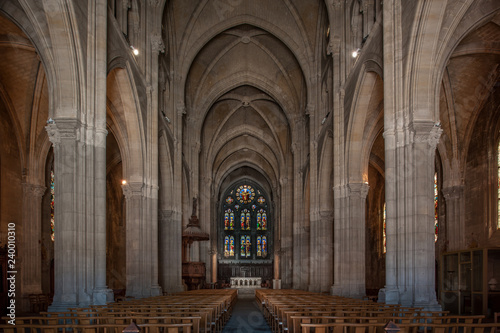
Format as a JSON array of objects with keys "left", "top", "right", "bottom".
[
  {"left": 414, "top": 299, "right": 442, "bottom": 311},
  {"left": 381, "top": 286, "right": 400, "bottom": 304},
  {"left": 92, "top": 288, "right": 114, "bottom": 305},
  {"left": 330, "top": 284, "right": 343, "bottom": 296},
  {"left": 273, "top": 279, "right": 281, "bottom": 289},
  {"left": 150, "top": 285, "right": 163, "bottom": 297}
]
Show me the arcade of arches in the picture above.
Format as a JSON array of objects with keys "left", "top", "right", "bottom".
[{"left": 0, "top": 0, "right": 500, "bottom": 314}]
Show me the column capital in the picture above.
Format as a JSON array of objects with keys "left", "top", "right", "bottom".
[
  {"left": 122, "top": 182, "right": 143, "bottom": 199},
  {"left": 176, "top": 102, "right": 186, "bottom": 116},
  {"left": 442, "top": 184, "right": 464, "bottom": 201},
  {"left": 22, "top": 183, "right": 47, "bottom": 198},
  {"left": 151, "top": 33, "right": 165, "bottom": 54},
  {"left": 412, "top": 121, "right": 442, "bottom": 151},
  {"left": 45, "top": 118, "right": 82, "bottom": 147},
  {"left": 348, "top": 182, "right": 369, "bottom": 199}
]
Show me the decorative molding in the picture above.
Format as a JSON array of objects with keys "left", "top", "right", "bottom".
[
  {"left": 442, "top": 185, "right": 464, "bottom": 201},
  {"left": 413, "top": 123, "right": 443, "bottom": 150},
  {"left": 176, "top": 102, "right": 186, "bottom": 116},
  {"left": 348, "top": 182, "right": 370, "bottom": 199},
  {"left": 151, "top": 34, "right": 165, "bottom": 54},
  {"left": 22, "top": 183, "right": 47, "bottom": 198},
  {"left": 122, "top": 182, "right": 143, "bottom": 199}
]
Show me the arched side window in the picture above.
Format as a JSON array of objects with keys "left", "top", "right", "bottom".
[
  {"left": 434, "top": 172, "right": 439, "bottom": 242},
  {"left": 50, "top": 166, "right": 55, "bottom": 242},
  {"left": 382, "top": 203, "right": 386, "bottom": 254},
  {"left": 498, "top": 141, "right": 500, "bottom": 229}
]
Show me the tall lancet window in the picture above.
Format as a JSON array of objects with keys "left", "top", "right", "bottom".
[
  {"left": 383, "top": 203, "right": 386, "bottom": 254},
  {"left": 434, "top": 172, "right": 439, "bottom": 242},
  {"left": 50, "top": 167, "right": 55, "bottom": 242},
  {"left": 498, "top": 141, "right": 500, "bottom": 229}
]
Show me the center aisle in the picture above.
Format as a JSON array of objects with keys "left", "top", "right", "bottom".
[{"left": 222, "top": 295, "right": 272, "bottom": 333}]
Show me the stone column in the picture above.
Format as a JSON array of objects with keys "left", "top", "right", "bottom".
[
  {"left": 45, "top": 120, "right": 81, "bottom": 310},
  {"left": 317, "top": 210, "right": 333, "bottom": 293},
  {"left": 347, "top": 182, "right": 369, "bottom": 298},
  {"left": 331, "top": 185, "right": 348, "bottom": 296},
  {"left": 411, "top": 124, "right": 442, "bottom": 309},
  {"left": 158, "top": 209, "right": 184, "bottom": 293},
  {"left": 21, "top": 184, "right": 46, "bottom": 301},
  {"left": 123, "top": 182, "right": 162, "bottom": 297},
  {"left": 442, "top": 185, "right": 465, "bottom": 251},
  {"left": 331, "top": 183, "right": 368, "bottom": 298},
  {"left": 123, "top": 182, "right": 144, "bottom": 298},
  {"left": 380, "top": 0, "right": 403, "bottom": 306}
]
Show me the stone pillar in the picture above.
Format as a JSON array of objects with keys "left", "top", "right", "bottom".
[
  {"left": 318, "top": 210, "right": 333, "bottom": 293},
  {"left": 347, "top": 182, "right": 369, "bottom": 298},
  {"left": 331, "top": 185, "right": 348, "bottom": 296},
  {"left": 331, "top": 183, "right": 368, "bottom": 298},
  {"left": 21, "top": 184, "right": 46, "bottom": 300},
  {"left": 442, "top": 185, "right": 465, "bottom": 251},
  {"left": 122, "top": 183, "right": 146, "bottom": 297},
  {"left": 158, "top": 209, "right": 184, "bottom": 293},
  {"left": 411, "top": 124, "right": 442, "bottom": 309}
]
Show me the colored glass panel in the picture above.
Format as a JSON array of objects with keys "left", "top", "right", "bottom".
[
  {"left": 257, "top": 236, "right": 262, "bottom": 257},
  {"left": 226, "top": 196, "right": 234, "bottom": 205},
  {"left": 240, "top": 211, "right": 245, "bottom": 229},
  {"left": 434, "top": 172, "right": 438, "bottom": 242},
  {"left": 257, "top": 196, "right": 265, "bottom": 204},
  {"left": 240, "top": 236, "right": 245, "bottom": 256},
  {"left": 50, "top": 169, "right": 55, "bottom": 242},
  {"left": 262, "top": 211, "right": 267, "bottom": 230},
  {"left": 224, "top": 236, "right": 229, "bottom": 257},
  {"left": 257, "top": 212, "right": 262, "bottom": 230},
  {"left": 245, "top": 236, "right": 251, "bottom": 257},
  {"left": 230, "top": 236, "right": 234, "bottom": 256},
  {"left": 262, "top": 236, "right": 267, "bottom": 257},
  {"left": 383, "top": 203, "right": 386, "bottom": 254},
  {"left": 224, "top": 212, "right": 229, "bottom": 230},
  {"left": 236, "top": 185, "right": 255, "bottom": 204},
  {"left": 230, "top": 212, "right": 234, "bottom": 230},
  {"left": 245, "top": 211, "right": 251, "bottom": 230}
]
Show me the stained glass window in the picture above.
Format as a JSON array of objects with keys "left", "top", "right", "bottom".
[
  {"left": 224, "top": 236, "right": 234, "bottom": 257},
  {"left": 434, "top": 172, "right": 438, "bottom": 242},
  {"left": 224, "top": 236, "right": 229, "bottom": 257},
  {"left": 257, "top": 209, "right": 267, "bottom": 230},
  {"left": 221, "top": 182, "right": 270, "bottom": 260},
  {"left": 383, "top": 203, "right": 386, "bottom": 254},
  {"left": 224, "top": 209, "right": 234, "bottom": 230},
  {"left": 50, "top": 168, "right": 55, "bottom": 242},
  {"left": 236, "top": 185, "right": 255, "bottom": 203}
]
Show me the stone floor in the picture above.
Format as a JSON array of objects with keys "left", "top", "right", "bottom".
[{"left": 222, "top": 291, "right": 271, "bottom": 333}]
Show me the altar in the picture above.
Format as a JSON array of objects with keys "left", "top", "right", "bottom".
[{"left": 230, "top": 277, "right": 262, "bottom": 288}]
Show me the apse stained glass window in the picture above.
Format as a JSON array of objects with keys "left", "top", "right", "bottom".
[
  {"left": 224, "top": 209, "right": 234, "bottom": 230},
  {"left": 498, "top": 141, "right": 500, "bottom": 229},
  {"left": 224, "top": 236, "right": 235, "bottom": 257},
  {"left": 50, "top": 168, "right": 55, "bottom": 242},
  {"left": 383, "top": 203, "right": 386, "bottom": 254},
  {"left": 240, "top": 236, "right": 252, "bottom": 257},
  {"left": 221, "top": 183, "right": 270, "bottom": 260},
  {"left": 257, "top": 209, "right": 267, "bottom": 230},
  {"left": 434, "top": 172, "right": 438, "bottom": 242}
]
